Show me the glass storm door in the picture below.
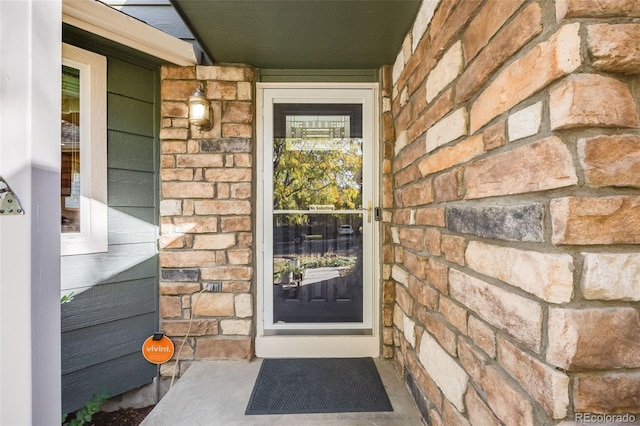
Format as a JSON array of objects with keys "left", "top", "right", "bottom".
[{"left": 258, "top": 85, "right": 378, "bottom": 356}]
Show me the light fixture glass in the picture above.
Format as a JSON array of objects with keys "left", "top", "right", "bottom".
[{"left": 188, "top": 85, "right": 212, "bottom": 130}]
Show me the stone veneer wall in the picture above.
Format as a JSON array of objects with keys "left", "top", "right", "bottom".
[
  {"left": 159, "top": 65, "right": 256, "bottom": 376},
  {"left": 386, "top": 0, "right": 640, "bottom": 424}
]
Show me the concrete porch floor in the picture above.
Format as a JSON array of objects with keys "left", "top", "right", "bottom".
[{"left": 141, "top": 358, "right": 424, "bottom": 426}]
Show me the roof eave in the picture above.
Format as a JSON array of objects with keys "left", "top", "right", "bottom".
[{"left": 62, "top": 0, "right": 198, "bottom": 66}]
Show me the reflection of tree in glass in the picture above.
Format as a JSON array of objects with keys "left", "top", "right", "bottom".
[{"left": 273, "top": 138, "right": 363, "bottom": 212}]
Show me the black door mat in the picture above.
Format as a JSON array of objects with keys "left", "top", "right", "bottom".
[{"left": 245, "top": 357, "right": 393, "bottom": 415}]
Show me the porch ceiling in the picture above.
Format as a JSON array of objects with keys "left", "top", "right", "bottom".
[{"left": 171, "top": 0, "right": 422, "bottom": 69}]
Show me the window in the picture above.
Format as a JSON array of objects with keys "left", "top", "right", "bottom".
[{"left": 61, "top": 43, "right": 107, "bottom": 255}]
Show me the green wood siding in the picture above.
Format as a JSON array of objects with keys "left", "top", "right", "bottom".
[
  {"left": 61, "top": 244, "right": 158, "bottom": 289},
  {"left": 62, "top": 353, "right": 155, "bottom": 408},
  {"left": 62, "top": 314, "right": 158, "bottom": 374},
  {"left": 61, "top": 52, "right": 160, "bottom": 414},
  {"left": 108, "top": 95, "right": 156, "bottom": 137},
  {"left": 108, "top": 207, "right": 158, "bottom": 245},
  {"left": 61, "top": 278, "right": 157, "bottom": 332},
  {"left": 108, "top": 59, "right": 157, "bottom": 102},
  {"left": 108, "top": 132, "right": 155, "bottom": 172},
  {"left": 108, "top": 169, "right": 156, "bottom": 207}
]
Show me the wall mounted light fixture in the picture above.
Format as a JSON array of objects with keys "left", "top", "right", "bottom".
[{"left": 188, "top": 84, "right": 212, "bottom": 131}]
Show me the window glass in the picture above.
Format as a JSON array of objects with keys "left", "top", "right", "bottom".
[
  {"left": 60, "top": 43, "right": 107, "bottom": 255},
  {"left": 61, "top": 65, "right": 81, "bottom": 233}
]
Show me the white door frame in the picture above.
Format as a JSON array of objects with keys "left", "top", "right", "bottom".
[{"left": 255, "top": 83, "right": 381, "bottom": 358}]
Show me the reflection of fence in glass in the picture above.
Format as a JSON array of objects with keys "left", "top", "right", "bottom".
[{"left": 272, "top": 214, "right": 362, "bottom": 253}]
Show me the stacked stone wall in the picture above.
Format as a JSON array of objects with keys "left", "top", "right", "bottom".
[
  {"left": 159, "top": 65, "right": 255, "bottom": 375},
  {"left": 386, "top": 0, "right": 640, "bottom": 424}
]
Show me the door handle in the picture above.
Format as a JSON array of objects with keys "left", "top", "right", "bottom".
[{"left": 362, "top": 200, "right": 372, "bottom": 223}]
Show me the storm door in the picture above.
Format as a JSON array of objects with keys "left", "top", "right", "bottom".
[{"left": 257, "top": 85, "right": 379, "bottom": 357}]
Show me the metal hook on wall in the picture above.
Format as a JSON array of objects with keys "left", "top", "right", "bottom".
[{"left": 0, "top": 175, "right": 25, "bottom": 215}]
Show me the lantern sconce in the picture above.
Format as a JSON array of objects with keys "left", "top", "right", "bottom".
[{"left": 188, "top": 84, "right": 212, "bottom": 131}]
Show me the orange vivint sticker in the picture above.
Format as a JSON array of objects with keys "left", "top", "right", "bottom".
[{"left": 142, "top": 335, "right": 175, "bottom": 364}]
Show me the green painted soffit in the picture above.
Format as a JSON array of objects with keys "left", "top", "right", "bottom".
[{"left": 171, "top": 0, "right": 421, "bottom": 69}]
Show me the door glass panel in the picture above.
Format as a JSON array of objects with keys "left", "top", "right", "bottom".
[{"left": 272, "top": 104, "right": 364, "bottom": 324}]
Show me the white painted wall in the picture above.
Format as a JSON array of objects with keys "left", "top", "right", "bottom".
[{"left": 0, "top": 1, "right": 62, "bottom": 424}]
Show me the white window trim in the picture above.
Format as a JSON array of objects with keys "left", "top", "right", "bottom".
[{"left": 61, "top": 43, "right": 108, "bottom": 256}]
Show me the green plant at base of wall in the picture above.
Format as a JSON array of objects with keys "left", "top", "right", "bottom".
[
  {"left": 61, "top": 391, "right": 108, "bottom": 426},
  {"left": 60, "top": 292, "right": 74, "bottom": 304}
]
